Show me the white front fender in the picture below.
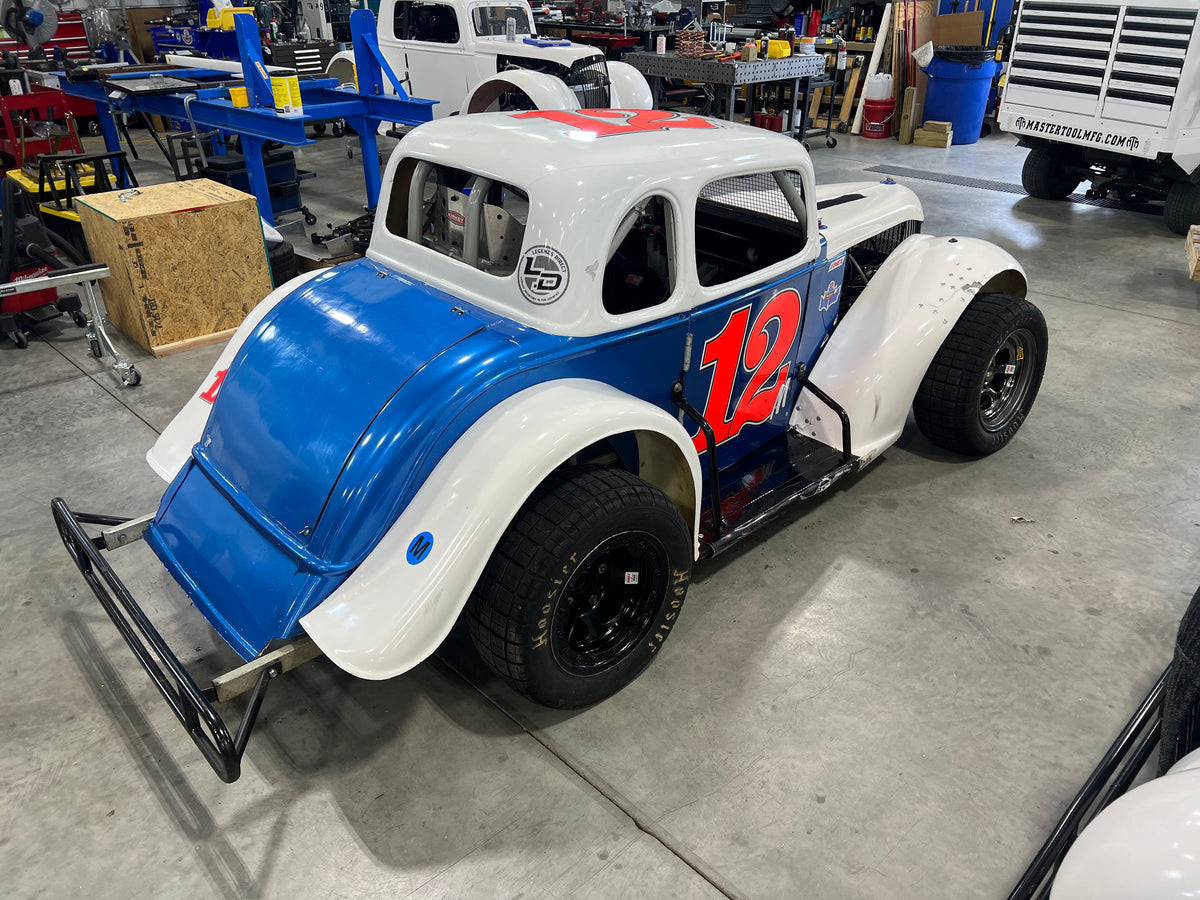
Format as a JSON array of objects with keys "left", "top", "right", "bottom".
[
  {"left": 460, "top": 70, "right": 581, "bottom": 114},
  {"left": 300, "top": 379, "right": 702, "bottom": 680},
  {"left": 146, "top": 268, "right": 326, "bottom": 482},
  {"left": 607, "top": 61, "right": 653, "bottom": 109},
  {"left": 792, "top": 235, "right": 1027, "bottom": 465}
]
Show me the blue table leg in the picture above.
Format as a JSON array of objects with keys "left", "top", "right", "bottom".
[{"left": 238, "top": 134, "right": 274, "bottom": 223}]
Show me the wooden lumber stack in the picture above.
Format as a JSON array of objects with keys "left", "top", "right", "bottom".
[
  {"left": 1186, "top": 225, "right": 1200, "bottom": 281},
  {"left": 913, "top": 120, "right": 953, "bottom": 147}
]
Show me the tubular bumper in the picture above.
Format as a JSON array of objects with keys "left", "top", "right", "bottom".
[{"left": 51, "top": 497, "right": 288, "bottom": 783}]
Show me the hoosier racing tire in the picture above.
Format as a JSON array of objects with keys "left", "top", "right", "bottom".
[
  {"left": 466, "top": 465, "right": 692, "bottom": 708},
  {"left": 914, "top": 294, "right": 1048, "bottom": 456}
]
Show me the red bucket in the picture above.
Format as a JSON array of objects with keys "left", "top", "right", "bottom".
[{"left": 862, "top": 97, "right": 895, "bottom": 140}]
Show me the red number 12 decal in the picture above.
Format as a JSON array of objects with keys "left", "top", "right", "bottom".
[
  {"left": 199, "top": 368, "right": 228, "bottom": 404},
  {"left": 692, "top": 289, "right": 802, "bottom": 454}
]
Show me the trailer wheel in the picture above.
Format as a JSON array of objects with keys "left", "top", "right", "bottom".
[
  {"left": 913, "top": 294, "right": 1047, "bottom": 456},
  {"left": 1021, "top": 146, "right": 1081, "bottom": 200},
  {"left": 466, "top": 465, "right": 692, "bottom": 708},
  {"left": 1164, "top": 181, "right": 1200, "bottom": 236}
]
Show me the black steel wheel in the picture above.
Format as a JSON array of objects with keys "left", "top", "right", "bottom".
[
  {"left": 1021, "top": 146, "right": 1081, "bottom": 200},
  {"left": 467, "top": 465, "right": 692, "bottom": 708},
  {"left": 1165, "top": 181, "right": 1200, "bottom": 236},
  {"left": 913, "top": 293, "right": 1048, "bottom": 456}
]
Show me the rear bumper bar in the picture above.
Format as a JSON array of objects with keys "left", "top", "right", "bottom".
[{"left": 51, "top": 497, "right": 317, "bottom": 782}]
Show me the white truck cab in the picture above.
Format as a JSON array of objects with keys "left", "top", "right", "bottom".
[{"left": 327, "top": 0, "right": 653, "bottom": 116}]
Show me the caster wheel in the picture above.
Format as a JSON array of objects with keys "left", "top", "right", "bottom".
[
  {"left": 90, "top": 338, "right": 102, "bottom": 358},
  {"left": 827, "top": 136, "right": 838, "bottom": 148},
  {"left": 836, "top": 122, "right": 849, "bottom": 134},
  {"left": 802, "top": 141, "right": 811, "bottom": 151},
  {"left": 313, "top": 122, "right": 327, "bottom": 136},
  {"left": 332, "top": 120, "right": 345, "bottom": 138},
  {"left": 121, "top": 367, "right": 141, "bottom": 387},
  {"left": 71, "top": 310, "right": 88, "bottom": 328},
  {"left": 8, "top": 329, "right": 28, "bottom": 349},
  {"left": 87, "top": 120, "right": 102, "bottom": 137},
  {"left": 304, "top": 210, "right": 317, "bottom": 226}
]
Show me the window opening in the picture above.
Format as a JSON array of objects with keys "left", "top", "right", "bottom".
[
  {"left": 603, "top": 196, "right": 675, "bottom": 315},
  {"left": 386, "top": 158, "right": 528, "bottom": 276},
  {"left": 694, "top": 171, "right": 807, "bottom": 287}
]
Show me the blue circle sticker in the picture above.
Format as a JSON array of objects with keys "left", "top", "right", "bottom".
[{"left": 406, "top": 532, "right": 434, "bottom": 565}]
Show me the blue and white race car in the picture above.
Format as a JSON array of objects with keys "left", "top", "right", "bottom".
[{"left": 54, "top": 109, "right": 1047, "bottom": 781}]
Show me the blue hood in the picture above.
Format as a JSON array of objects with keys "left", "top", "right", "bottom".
[{"left": 201, "top": 259, "right": 489, "bottom": 541}]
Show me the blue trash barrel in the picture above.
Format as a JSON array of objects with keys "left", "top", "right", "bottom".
[{"left": 921, "top": 47, "right": 1000, "bottom": 146}]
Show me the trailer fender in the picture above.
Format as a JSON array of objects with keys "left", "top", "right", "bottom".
[
  {"left": 607, "top": 61, "right": 653, "bottom": 109},
  {"left": 792, "top": 235, "right": 1027, "bottom": 465},
  {"left": 460, "top": 70, "right": 580, "bottom": 114},
  {"left": 300, "top": 378, "right": 702, "bottom": 681},
  {"left": 146, "top": 268, "right": 326, "bottom": 482}
]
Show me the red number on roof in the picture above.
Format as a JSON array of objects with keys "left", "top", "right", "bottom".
[{"left": 512, "top": 109, "right": 719, "bottom": 138}]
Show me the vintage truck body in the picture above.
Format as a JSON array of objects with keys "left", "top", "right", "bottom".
[
  {"left": 324, "top": 0, "right": 653, "bottom": 116},
  {"left": 54, "top": 109, "right": 1046, "bottom": 781}
]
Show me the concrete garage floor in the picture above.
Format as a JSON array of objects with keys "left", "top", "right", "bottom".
[{"left": 3, "top": 121, "right": 1199, "bottom": 899}]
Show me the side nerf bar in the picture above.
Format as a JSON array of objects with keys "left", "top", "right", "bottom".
[{"left": 50, "top": 498, "right": 315, "bottom": 783}]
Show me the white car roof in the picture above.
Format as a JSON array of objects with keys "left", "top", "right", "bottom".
[{"left": 368, "top": 110, "right": 818, "bottom": 337}]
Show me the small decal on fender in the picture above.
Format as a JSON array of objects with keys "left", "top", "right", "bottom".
[
  {"left": 828, "top": 255, "right": 845, "bottom": 271},
  {"left": 518, "top": 245, "right": 569, "bottom": 305},
  {"left": 407, "top": 532, "right": 434, "bottom": 565},
  {"left": 819, "top": 281, "right": 841, "bottom": 312}
]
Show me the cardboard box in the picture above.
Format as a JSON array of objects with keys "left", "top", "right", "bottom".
[
  {"left": 77, "top": 180, "right": 272, "bottom": 357},
  {"left": 913, "top": 127, "right": 953, "bottom": 147}
]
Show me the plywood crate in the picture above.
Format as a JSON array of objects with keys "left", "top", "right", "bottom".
[
  {"left": 77, "top": 180, "right": 272, "bottom": 357},
  {"left": 1186, "top": 225, "right": 1200, "bottom": 281}
]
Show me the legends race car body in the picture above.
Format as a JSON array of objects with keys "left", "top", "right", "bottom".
[{"left": 54, "top": 109, "right": 1047, "bottom": 781}]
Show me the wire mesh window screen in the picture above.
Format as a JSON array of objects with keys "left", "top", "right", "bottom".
[{"left": 698, "top": 171, "right": 804, "bottom": 224}]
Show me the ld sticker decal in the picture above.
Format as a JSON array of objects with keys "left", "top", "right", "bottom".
[{"left": 518, "top": 245, "right": 569, "bottom": 305}]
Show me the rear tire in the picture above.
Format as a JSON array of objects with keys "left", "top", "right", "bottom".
[
  {"left": 267, "top": 239, "right": 298, "bottom": 287},
  {"left": 913, "top": 294, "right": 1048, "bottom": 456},
  {"left": 1164, "top": 181, "right": 1200, "bottom": 236},
  {"left": 466, "top": 466, "right": 692, "bottom": 708},
  {"left": 1158, "top": 584, "right": 1200, "bottom": 775},
  {"left": 1021, "top": 146, "right": 1081, "bottom": 200}
]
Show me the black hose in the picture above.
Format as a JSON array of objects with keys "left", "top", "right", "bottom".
[
  {"left": 43, "top": 227, "right": 88, "bottom": 266},
  {"left": 26, "top": 243, "right": 66, "bottom": 270}
]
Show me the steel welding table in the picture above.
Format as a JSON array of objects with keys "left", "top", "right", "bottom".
[
  {"left": 625, "top": 51, "right": 831, "bottom": 142},
  {"left": 56, "top": 9, "right": 435, "bottom": 223}
]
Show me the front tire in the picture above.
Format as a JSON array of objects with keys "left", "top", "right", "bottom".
[
  {"left": 466, "top": 466, "right": 692, "bottom": 708},
  {"left": 1021, "top": 146, "right": 1081, "bottom": 200},
  {"left": 1164, "top": 181, "right": 1200, "bottom": 236},
  {"left": 913, "top": 294, "right": 1048, "bottom": 456}
]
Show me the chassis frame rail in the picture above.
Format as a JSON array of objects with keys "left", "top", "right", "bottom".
[{"left": 51, "top": 497, "right": 282, "bottom": 783}]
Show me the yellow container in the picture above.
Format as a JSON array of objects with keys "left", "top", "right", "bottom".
[
  {"left": 286, "top": 75, "right": 302, "bottom": 113},
  {"left": 229, "top": 86, "right": 248, "bottom": 108},
  {"left": 767, "top": 39, "right": 792, "bottom": 59},
  {"left": 271, "top": 77, "right": 290, "bottom": 113}
]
